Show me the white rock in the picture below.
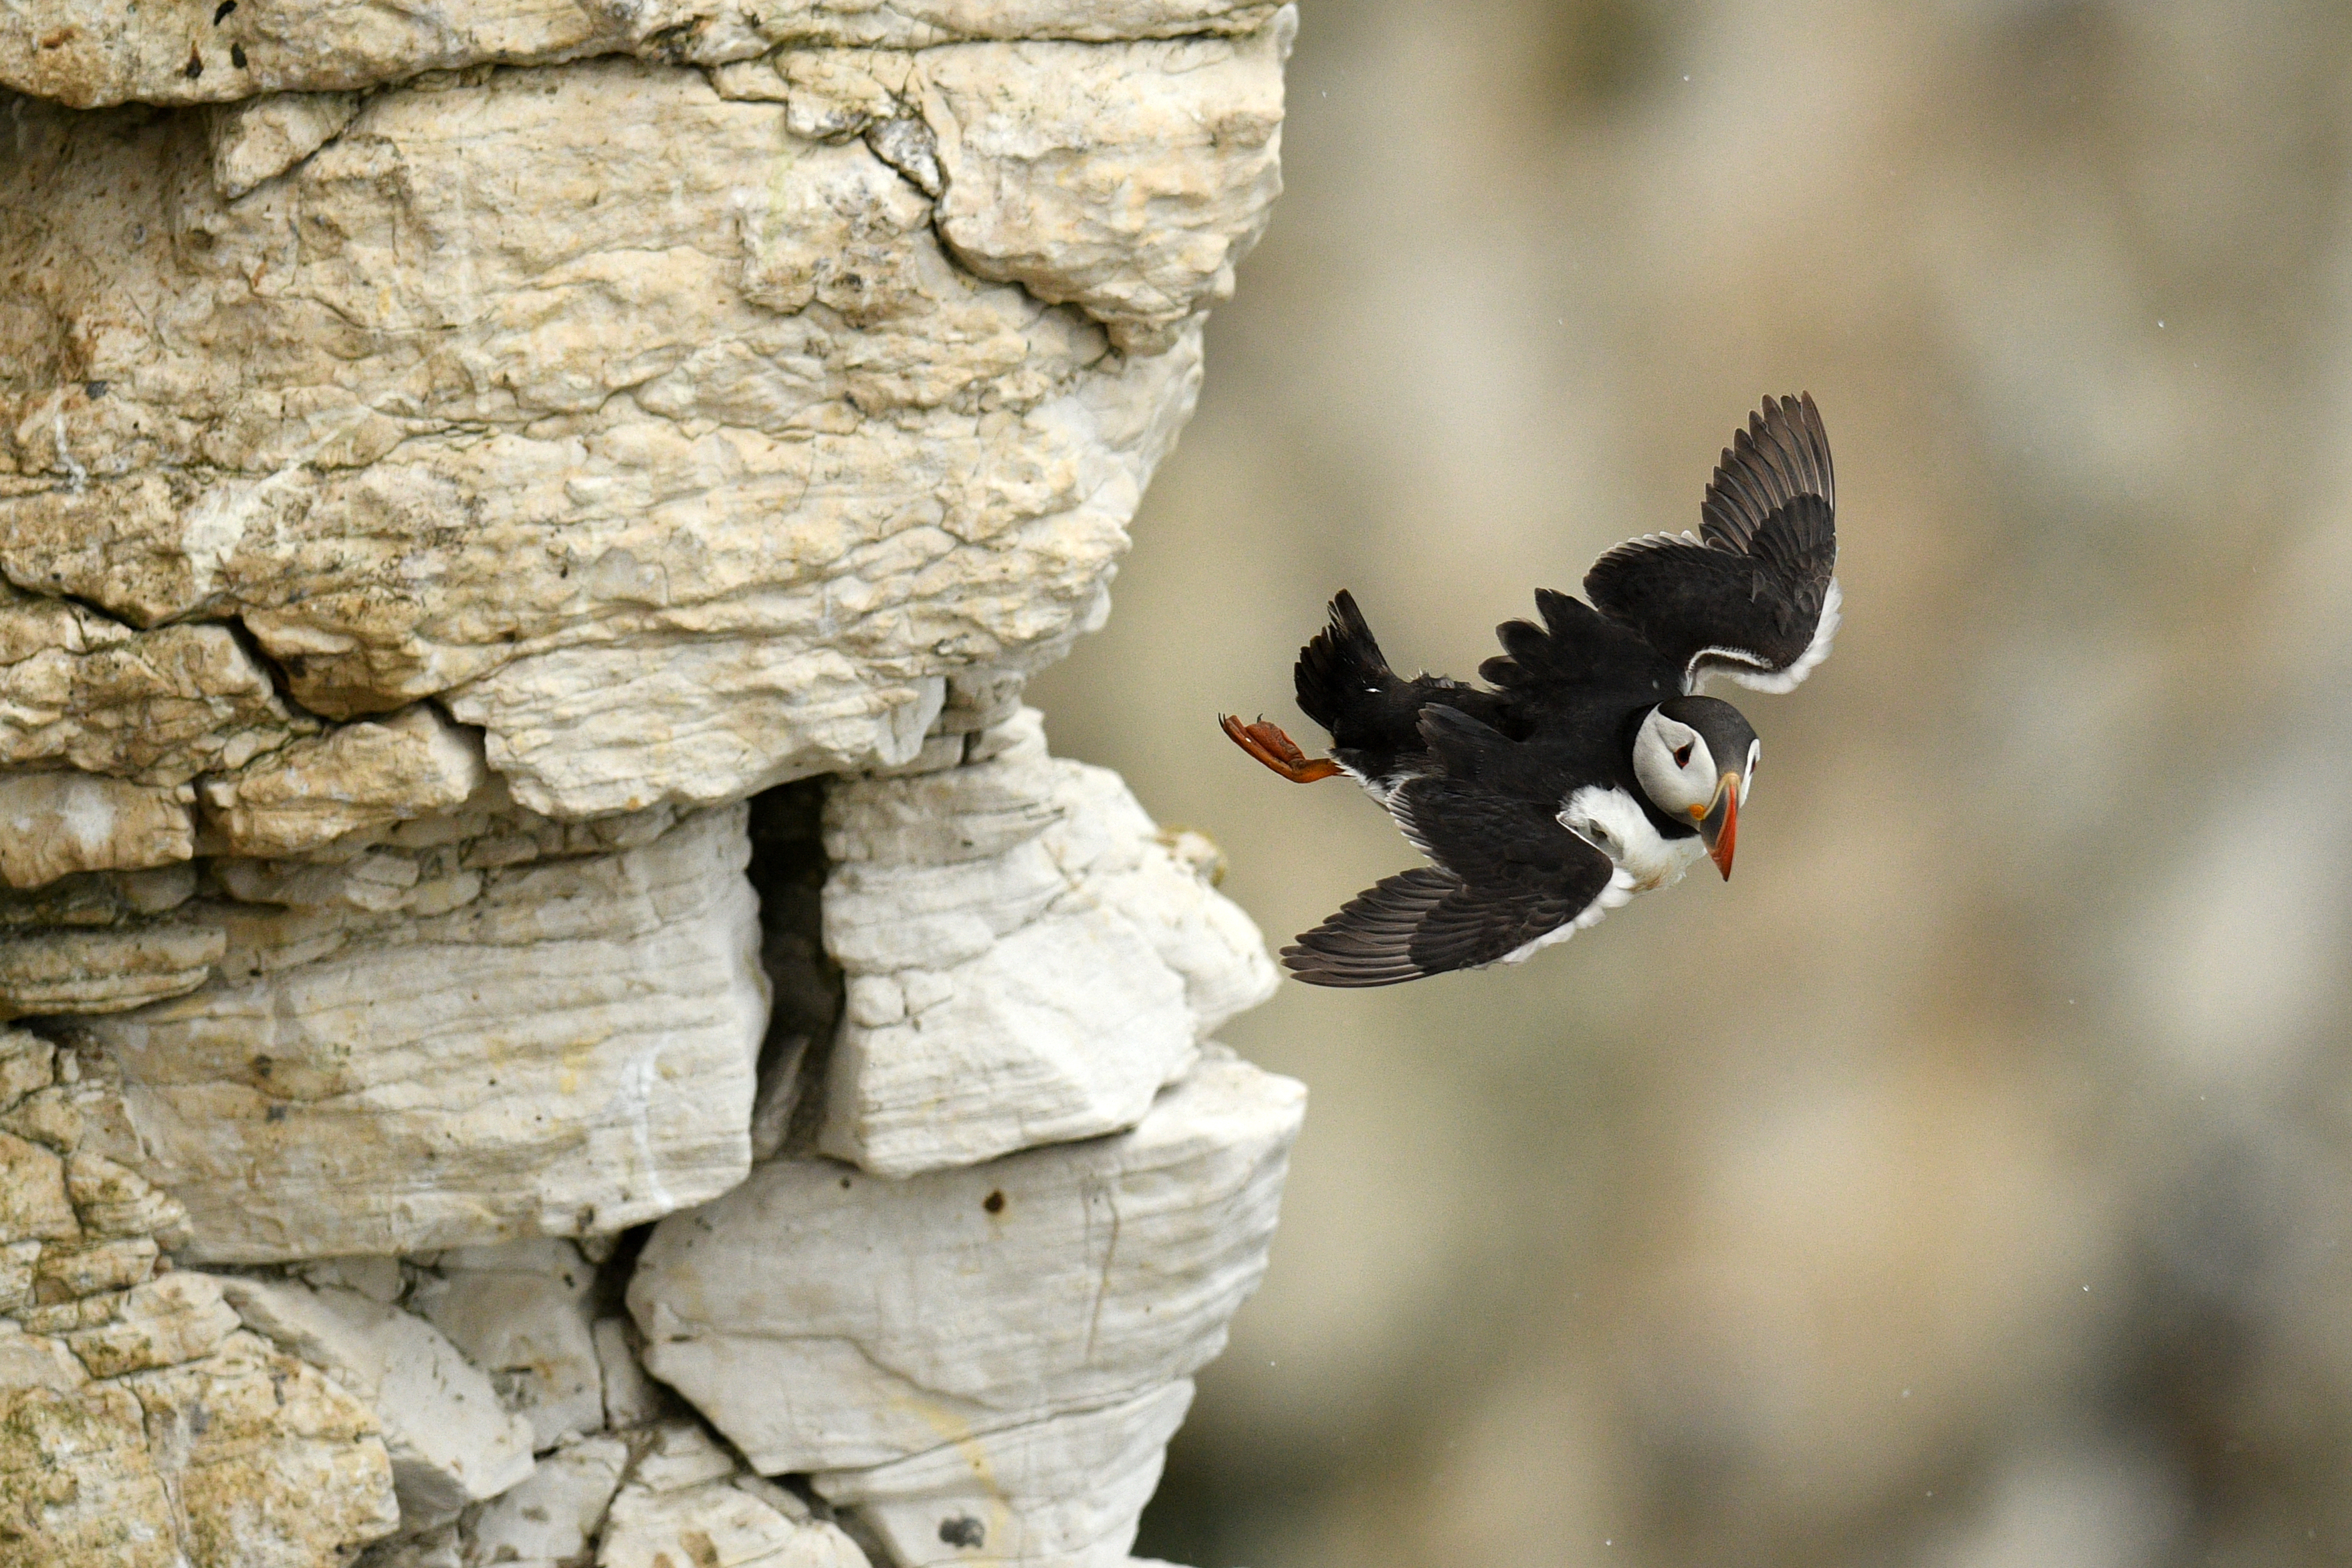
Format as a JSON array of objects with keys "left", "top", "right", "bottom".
[
  {"left": 469, "top": 1432, "right": 629, "bottom": 1564},
  {"left": 197, "top": 703, "right": 487, "bottom": 859},
  {"left": 629, "top": 1054, "right": 1305, "bottom": 1472},
  {"left": 82, "top": 806, "right": 767, "bottom": 1262},
  {"left": 600, "top": 1472, "right": 871, "bottom": 1568},
  {"left": 409, "top": 1239, "right": 605, "bottom": 1452},
  {"left": 217, "top": 1274, "right": 538, "bottom": 1530},
  {"left": 595, "top": 1315, "right": 668, "bottom": 1429},
  {"left": 814, "top": 1381, "right": 1191, "bottom": 1568},
  {"left": 819, "top": 711, "right": 1277, "bottom": 1176},
  {"left": 629, "top": 1419, "right": 742, "bottom": 1494},
  {"left": 0, "top": 772, "right": 194, "bottom": 889}
]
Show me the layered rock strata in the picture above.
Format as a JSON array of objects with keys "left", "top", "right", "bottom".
[{"left": 0, "top": 5, "right": 1298, "bottom": 1563}]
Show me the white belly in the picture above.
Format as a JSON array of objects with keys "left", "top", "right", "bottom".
[{"left": 1556, "top": 785, "right": 1707, "bottom": 892}]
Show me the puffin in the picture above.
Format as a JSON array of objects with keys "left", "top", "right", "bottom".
[{"left": 1220, "top": 393, "right": 1838, "bottom": 987}]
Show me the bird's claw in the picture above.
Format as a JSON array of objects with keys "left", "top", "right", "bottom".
[{"left": 1219, "top": 714, "right": 1343, "bottom": 782}]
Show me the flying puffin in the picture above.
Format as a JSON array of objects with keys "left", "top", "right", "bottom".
[{"left": 1220, "top": 394, "right": 1838, "bottom": 987}]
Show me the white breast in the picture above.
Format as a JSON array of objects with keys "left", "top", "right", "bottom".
[{"left": 1557, "top": 784, "right": 1707, "bottom": 893}]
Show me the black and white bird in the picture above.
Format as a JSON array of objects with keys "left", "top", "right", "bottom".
[{"left": 1220, "top": 394, "right": 1838, "bottom": 987}]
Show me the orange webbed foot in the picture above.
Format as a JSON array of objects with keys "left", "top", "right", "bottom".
[{"left": 1218, "top": 714, "right": 1344, "bottom": 782}]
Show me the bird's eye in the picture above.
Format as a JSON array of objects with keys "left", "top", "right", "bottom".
[{"left": 1673, "top": 742, "right": 1694, "bottom": 768}]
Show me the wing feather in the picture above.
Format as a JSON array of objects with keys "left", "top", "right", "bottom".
[
  {"left": 1587, "top": 394, "right": 1839, "bottom": 693},
  {"left": 1284, "top": 707, "right": 1624, "bottom": 987}
]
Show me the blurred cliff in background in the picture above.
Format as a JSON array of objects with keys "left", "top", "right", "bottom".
[{"left": 1029, "top": 1, "right": 2352, "bottom": 1563}]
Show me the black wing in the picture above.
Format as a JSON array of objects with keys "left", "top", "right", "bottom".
[
  {"left": 1582, "top": 393, "right": 1839, "bottom": 694},
  {"left": 1477, "top": 587, "right": 1677, "bottom": 697},
  {"left": 1282, "top": 707, "right": 1625, "bottom": 987}
]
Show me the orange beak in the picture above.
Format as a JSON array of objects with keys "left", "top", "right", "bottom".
[{"left": 1698, "top": 772, "right": 1740, "bottom": 881}]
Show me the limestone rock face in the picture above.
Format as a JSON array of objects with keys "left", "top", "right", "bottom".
[
  {"left": 0, "top": 1032, "right": 400, "bottom": 1567},
  {"left": 0, "top": 0, "right": 1283, "bottom": 108},
  {"left": 217, "top": 1272, "right": 539, "bottom": 1531},
  {"left": 629, "top": 1053, "right": 1305, "bottom": 1473},
  {"left": 812, "top": 1381, "right": 1193, "bottom": 1568},
  {"left": 0, "top": 773, "right": 194, "bottom": 889},
  {"left": 197, "top": 704, "right": 487, "bottom": 860},
  {"left": 820, "top": 711, "right": 1277, "bottom": 1176},
  {"left": 2, "top": 9, "right": 1299, "bottom": 1561},
  {"left": 408, "top": 1240, "right": 607, "bottom": 1452},
  {"left": 0, "top": 10, "right": 1286, "bottom": 819},
  {"left": 73, "top": 801, "right": 765, "bottom": 1263}
]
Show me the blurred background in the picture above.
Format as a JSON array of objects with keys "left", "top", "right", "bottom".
[{"left": 1027, "top": 2, "right": 2352, "bottom": 1564}]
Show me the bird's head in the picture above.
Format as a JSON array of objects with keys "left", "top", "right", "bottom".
[{"left": 1632, "top": 696, "right": 1759, "bottom": 879}]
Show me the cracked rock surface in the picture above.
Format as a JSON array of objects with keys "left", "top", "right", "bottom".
[
  {"left": 820, "top": 709, "right": 1276, "bottom": 1177},
  {"left": 629, "top": 1052, "right": 1305, "bottom": 1472},
  {"left": 1, "top": 8, "right": 1285, "bottom": 820},
  {"left": 1, "top": 8, "right": 1295, "bottom": 1563}
]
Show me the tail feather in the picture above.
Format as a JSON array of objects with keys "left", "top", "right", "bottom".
[{"left": 1293, "top": 590, "right": 1396, "bottom": 736}]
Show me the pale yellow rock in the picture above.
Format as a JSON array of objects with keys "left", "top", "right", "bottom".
[
  {"left": 66, "top": 1147, "right": 193, "bottom": 1241},
  {"left": 0, "top": 917, "right": 227, "bottom": 1018},
  {"left": 0, "top": 865, "right": 198, "bottom": 934},
  {"left": 0, "top": 1321, "right": 87, "bottom": 1391},
  {"left": 51, "top": 1272, "right": 241, "bottom": 1378},
  {"left": 199, "top": 703, "right": 486, "bottom": 859},
  {"left": 84, "top": 806, "right": 767, "bottom": 1262},
  {"left": 0, "top": 1084, "right": 82, "bottom": 1153},
  {"left": 0, "top": 772, "right": 195, "bottom": 889},
  {"left": 208, "top": 90, "right": 364, "bottom": 198},
  {"left": 0, "top": 43, "right": 1243, "bottom": 816},
  {"left": 120, "top": 1329, "right": 401, "bottom": 1565},
  {"left": 0, "top": 1240, "right": 41, "bottom": 1313},
  {"left": 217, "top": 1274, "right": 539, "bottom": 1529},
  {"left": 0, "top": 1381, "right": 182, "bottom": 1567},
  {"left": 923, "top": 16, "right": 1292, "bottom": 354},
  {"left": 0, "top": 0, "right": 1281, "bottom": 108},
  {"left": 0, "top": 1030, "right": 55, "bottom": 1109},
  {"left": 0, "top": 590, "right": 309, "bottom": 786},
  {"left": 29, "top": 1236, "right": 158, "bottom": 1300},
  {"left": 0, "top": 1131, "right": 80, "bottom": 1244}
]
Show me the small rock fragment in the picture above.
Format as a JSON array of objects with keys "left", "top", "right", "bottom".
[
  {"left": 199, "top": 705, "right": 487, "bottom": 859},
  {"left": 410, "top": 1238, "right": 606, "bottom": 1451}
]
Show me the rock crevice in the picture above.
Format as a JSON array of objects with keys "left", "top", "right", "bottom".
[{"left": 0, "top": 7, "right": 1299, "bottom": 1563}]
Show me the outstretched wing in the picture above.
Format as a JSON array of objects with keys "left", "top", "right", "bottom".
[
  {"left": 1583, "top": 393, "right": 1839, "bottom": 694},
  {"left": 1282, "top": 707, "right": 1628, "bottom": 987}
]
